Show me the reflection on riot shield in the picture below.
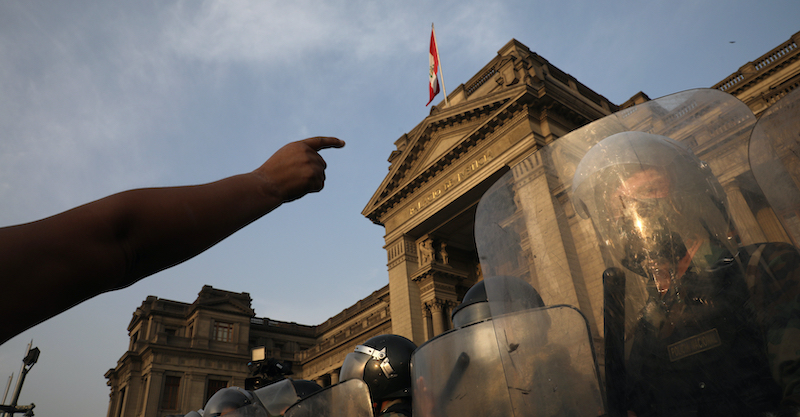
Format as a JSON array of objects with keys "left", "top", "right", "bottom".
[
  {"left": 204, "top": 386, "right": 270, "bottom": 417},
  {"left": 203, "top": 379, "right": 321, "bottom": 417},
  {"left": 412, "top": 305, "right": 604, "bottom": 417},
  {"left": 283, "top": 379, "right": 372, "bottom": 417},
  {"left": 474, "top": 88, "right": 800, "bottom": 416},
  {"left": 750, "top": 87, "right": 800, "bottom": 247},
  {"left": 252, "top": 379, "right": 303, "bottom": 416}
]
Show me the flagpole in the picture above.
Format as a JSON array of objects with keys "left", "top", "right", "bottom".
[{"left": 432, "top": 23, "right": 449, "bottom": 107}]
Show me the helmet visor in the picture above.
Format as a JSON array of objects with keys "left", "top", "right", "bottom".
[{"left": 339, "top": 351, "right": 370, "bottom": 382}]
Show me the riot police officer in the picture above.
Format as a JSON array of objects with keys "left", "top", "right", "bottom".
[
  {"left": 339, "top": 334, "right": 417, "bottom": 417},
  {"left": 572, "top": 131, "right": 800, "bottom": 416},
  {"left": 450, "top": 275, "right": 544, "bottom": 328},
  {"left": 412, "top": 275, "right": 604, "bottom": 417}
]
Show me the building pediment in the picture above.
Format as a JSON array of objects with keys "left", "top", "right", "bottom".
[
  {"left": 191, "top": 285, "right": 255, "bottom": 316},
  {"left": 193, "top": 297, "right": 254, "bottom": 316},
  {"left": 363, "top": 39, "right": 619, "bottom": 227},
  {"left": 362, "top": 89, "right": 521, "bottom": 225}
]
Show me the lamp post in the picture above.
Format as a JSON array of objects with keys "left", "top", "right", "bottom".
[{"left": 0, "top": 343, "right": 39, "bottom": 416}]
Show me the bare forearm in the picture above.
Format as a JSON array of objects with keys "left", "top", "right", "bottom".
[
  {"left": 113, "top": 172, "right": 281, "bottom": 285},
  {"left": 0, "top": 172, "right": 279, "bottom": 343},
  {"left": 0, "top": 136, "right": 343, "bottom": 345}
]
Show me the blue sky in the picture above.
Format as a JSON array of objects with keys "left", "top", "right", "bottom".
[{"left": 0, "top": 0, "right": 798, "bottom": 415}]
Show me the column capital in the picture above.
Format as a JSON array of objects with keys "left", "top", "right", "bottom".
[
  {"left": 385, "top": 234, "right": 418, "bottom": 270},
  {"left": 424, "top": 298, "right": 457, "bottom": 312}
]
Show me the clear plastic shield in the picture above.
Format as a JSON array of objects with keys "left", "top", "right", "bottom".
[
  {"left": 252, "top": 379, "right": 300, "bottom": 416},
  {"left": 283, "top": 379, "right": 372, "bottom": 417},
  {"left": 749, "top": 87, "right": 800, "bottom": 247},
  {"left": 204, "top": 387, "right": 270, "bottom": 417},
  {"left": 475, "top": 88, "right": 800, "bottom": 416},
  {"left": 412, "top": 305, "right": 603, "bottom": 417}
]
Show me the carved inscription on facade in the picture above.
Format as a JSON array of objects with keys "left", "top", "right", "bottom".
[{"left": 409, "top": 153, "right": 493, "bottom": 216}]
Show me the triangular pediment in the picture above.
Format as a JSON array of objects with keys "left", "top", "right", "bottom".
[
  {"left": 409, "top": 115, "right": 492, "bottom": 179},
  {"left": 196, "top": 297, "right": 253, "bottom": 315},
  {"left": 363, "top": 38, "right": 620, "bottom": 225},
  {"left": 193, "top": 286, "right": 255, "bottom": 316},
  {"left": 363, "top": 86, "right": 525, "bottom": 224},
  {"left": 362, "top": 39, "right": 546, "bottom": 225}
]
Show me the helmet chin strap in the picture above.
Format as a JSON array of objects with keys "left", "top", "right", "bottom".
[{"left": 354, "top": 345, "right": 397, "bottom": 377}]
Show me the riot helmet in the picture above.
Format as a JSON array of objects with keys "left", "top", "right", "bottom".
[
  {"left": 339, "top": 334, "right": 416, "bottom": 404},
  {"left": 572, "top": 132, "right": 732, "bottom": 289},
  {"left": 451, "top": 276, "right": 545, "bottom": 328}
]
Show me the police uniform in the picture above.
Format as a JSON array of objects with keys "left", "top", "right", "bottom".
[{"left": 625, "top": 242, "right": 800, "bottom": 416}]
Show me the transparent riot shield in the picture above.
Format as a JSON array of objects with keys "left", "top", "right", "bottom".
[
  {"left": 252, "top": 378, "right": 301, "bottom": 416},
  {"left": 412, "top": 305, "right": 603, "bottom": 417},
  {"left": 749, "top": 87, "right": 800, "bottom": 247},
  {"left": 204, "top": 386, "right": 270, "bottom": 417},
  {"left": 475, "top": 88, "right": 800, "bottom": 416},
  {"left": 283, "top": 379, "right": 372, "bottom": 417}
]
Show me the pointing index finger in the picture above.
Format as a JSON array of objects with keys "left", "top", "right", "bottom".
[{"left": 303, "top": 136, "right": 346, "bottom": 151}]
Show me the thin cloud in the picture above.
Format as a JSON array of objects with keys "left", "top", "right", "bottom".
[
  {"left": 0, "top": 2, "right": 188, "bottom": 222},
  {"left": 162, "top": 0, "right": 510, "bottom": 69}
]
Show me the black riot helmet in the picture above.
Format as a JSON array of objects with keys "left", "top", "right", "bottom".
[
  {"left": 451, "top": 276, "right": 545, "bottom": 328},
  {"left": 339, "top": 334, "right": 417, "bottom": 404}
]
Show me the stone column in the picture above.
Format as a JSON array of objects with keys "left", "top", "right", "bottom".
[
  {"left": 184, "top": 373, "right": 207, "bottom": 413},
  {"left": 108, "top": 386, "right": 125, "bottom": 417},
  {"left": 385, "top": 235, "right": 425, "bottom": 344},
  {"left": 106, "top": 389, "right": 116, "bottom": 417},
  {"left": 756, "top": 207, "right": 792, "bottom": 244},
  {"left": 725, "top": 181, "right": 767, "bottom": 245},
  {"left": 511, "top": 152, "right": 581, "bottom": 307},
  {"left": 422, "top": 305, "right": 434, "bottom": 342},
  {"left": 142, "top": 371, "right": 163, "bottom": 417},
  {"left": 430, "top": 301, "right": 449, "bottom": 337}
]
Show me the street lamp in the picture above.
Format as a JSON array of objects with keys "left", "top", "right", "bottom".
[{"left": 0, "top": 344, "right": 39, "bottom": 416}]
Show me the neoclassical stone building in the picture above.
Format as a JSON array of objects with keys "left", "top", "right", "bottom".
[
  {"left": 362, "top": 38, "right": 622, "bottom": 345},
  {"left": 106, "top": 31, "right": 800, "bottom": 417}
]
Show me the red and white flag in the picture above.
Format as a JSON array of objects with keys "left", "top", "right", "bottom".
[{"left": 426, "top": 26, "right": 440, "bottom": 106}]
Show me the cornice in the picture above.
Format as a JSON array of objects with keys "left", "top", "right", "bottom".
[
  {"left": 189, "top": 297, "right": 255, "bottom": 317},
  {"left": 313, "top": 285, "right": 390, "bottom": 335},
  {"left": 411, "top": 263, "right": 469, "bottom": 283},
  {"left": 714, "top": 32, "right": 799, "bottom": 97},
  {"left": 128, "top": 343, "right": 249, "bottom": 367},
  {"left": 299, "top": 315, "right": 391, "bottom": 365}
]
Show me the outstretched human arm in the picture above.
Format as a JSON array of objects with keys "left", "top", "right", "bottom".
[{"left": 0, "top": 137, "right": 344, "bottom": 344}]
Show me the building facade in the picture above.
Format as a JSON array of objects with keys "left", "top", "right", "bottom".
[
  {"left": 105, "top": 285, "right": 388, "bottom": 417},
  {"left": 107, "top": 31, "right": 800, "bottom": 417},
  {"left": 362, "top": 38, "right": 620, "bottom": 345}
]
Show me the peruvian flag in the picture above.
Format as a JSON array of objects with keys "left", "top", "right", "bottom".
[{"left": 426, "top": 26, "right": 440, "bottom": 106}]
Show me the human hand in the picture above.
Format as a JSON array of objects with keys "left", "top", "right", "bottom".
[{"left": 254, "top": 137, "right": 345, "bottom": 203}]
